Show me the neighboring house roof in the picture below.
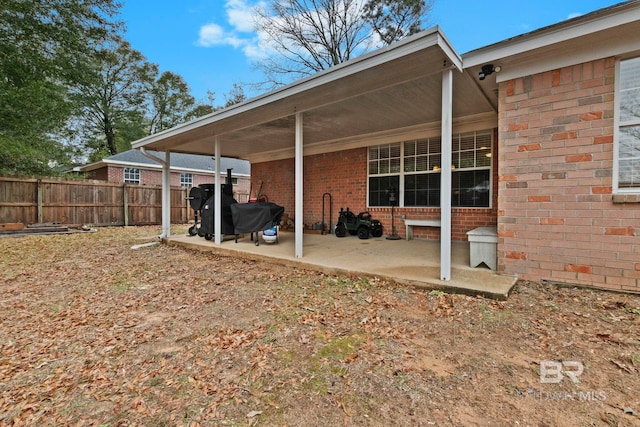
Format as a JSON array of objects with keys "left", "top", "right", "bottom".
[{"left": 79, "top": 149, "right": 250, "bottom": 176}]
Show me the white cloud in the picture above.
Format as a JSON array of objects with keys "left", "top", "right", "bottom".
[
  {"left": 196, "top": 0, "right": 368, "bottom": 63},
  {"left": 197, "top": 22, "right": 248, "bottom": 49},
  {"left": 242, "top": 43, "right": 268, "bottom": 60},
  {"left": 226, "top": 0, "right": 262, "bottom": 33},
  {"left": 197, "top": 22, "right": 226, "bottom": 47},
  {"left": 196, "top": 0, "right": 264, "bottom": 56},
  {"left": 567, "top": 12, "right": 582, "bottom": 19}
]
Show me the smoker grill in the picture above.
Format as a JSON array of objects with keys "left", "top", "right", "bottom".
[
  {"left": 187, "top": 169, "right": 237, "bottom": 240},
  {"left": 187, "top": 168, "right": 284, "bottom": 245},
  {"left": 187, "top": 184, "right": 213, "bottom": 236}
]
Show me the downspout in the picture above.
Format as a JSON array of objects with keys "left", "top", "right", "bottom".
[{"left": 139, "top": 147, "right": 171, "bottom": 239}]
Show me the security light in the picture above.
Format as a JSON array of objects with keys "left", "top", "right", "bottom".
[{"left": 479, "top": 64, "right": 501, "bottom": 80}]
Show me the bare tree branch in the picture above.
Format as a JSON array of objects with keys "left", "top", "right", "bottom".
[{"left": 252, "top": 0, "right": 431, "bottom": 90}]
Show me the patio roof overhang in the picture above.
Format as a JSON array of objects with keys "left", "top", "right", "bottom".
[
  {"left": 131, "top": 27, "right": 497, "bottom": 163},
  {"left": 132, "top": 26, "right": 505, "bottom": 282}
]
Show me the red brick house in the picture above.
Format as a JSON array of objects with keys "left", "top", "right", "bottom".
[
  {"left": 131, "top": 2, "right": 640, "bottom": 293},
  {"left": 79, "top": 150, "right": 251, "bottom": 202}
]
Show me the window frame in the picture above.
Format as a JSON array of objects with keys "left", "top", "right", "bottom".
[
  {"left": 367, "top": 130, "right": 493, "bottom": 209},
  {"left": 123, "top": 167, "right": 140, "bottom": 184},
  {"left": 613, "top": 55, "right": 640, "bottom": 194},
  {"left": 180, "top": 172, "right": 193, "bottom": 188}
]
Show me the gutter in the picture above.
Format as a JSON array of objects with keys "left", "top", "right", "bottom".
[{"left": 138, "top": 147, "right": 167, "bottom": 167}]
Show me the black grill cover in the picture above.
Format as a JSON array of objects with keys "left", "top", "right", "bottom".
[
  {"left": 230, "top": 202, "right": 285, "bottom": 234},
  {"left": 200, "top": 191, "right": 237, "bottom": 235}
]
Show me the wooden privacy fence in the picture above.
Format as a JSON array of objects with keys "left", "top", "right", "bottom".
[{"left": 0, "top": 177, "right": 190, "bottom": 226}]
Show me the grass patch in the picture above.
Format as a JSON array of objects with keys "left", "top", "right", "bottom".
[
  {"left": 306, "top": 334, "right": 365, "bottom": 393},
  {"left": 113, "top": 278, "right": 136, "bottom": 292},
  {"left": 316, "top": 334, "right": 364, "bottom": 361}
]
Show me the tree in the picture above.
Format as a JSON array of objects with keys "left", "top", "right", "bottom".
[
  {"left": 224, "top": 83, "right": 247, "bottom": 108},
  {"left": 186, "top": 86, "right": 247, "bottom": 121},
  {"left": 363, "top": 0, "right": 433, "bottom": 45},
  {"left": 71, "top": 39, "right": 157, "bottom": 159},
  {"left": 253, "top": 0, "right": 431, "bottom": 88},
  {"left": 148, "top": 72, "right": 196, "bottom": 134},
  {"left": 0, "top": 0, "right": 121, "bottom": 176},
  {"left": 255, "top": 0, "right": 371, "bottom": 87}
]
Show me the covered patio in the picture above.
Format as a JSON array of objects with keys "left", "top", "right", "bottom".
[
  {"left": 133, "top": 26, "right": 504, "bottom": 288},
  {"left": 166, "top": 231, "right": 516, "bottom": 300}
]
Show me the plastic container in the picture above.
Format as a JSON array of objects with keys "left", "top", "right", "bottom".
[{"left": 262, "top": 226, "right": 278, "bottom": 244}]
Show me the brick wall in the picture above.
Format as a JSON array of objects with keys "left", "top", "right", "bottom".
[
  {"left": 251, "top": 142, "right": 497, "bottom": 241},
  {"left": 107, "top": 167, "right": 123, "bottom": 183},
  {"left": 498, "top": 58, "right": 640, "bottom": 293},
  {"left": 141, "top": 169, "right": 162, "bottom": 186},
  {"left": 89, "top": 167, "right": 108, "bottom": 181}
]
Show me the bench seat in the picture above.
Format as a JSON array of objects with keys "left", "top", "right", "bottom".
[{"left": 403, "top": 219, "right": 441, "bottom": 240}]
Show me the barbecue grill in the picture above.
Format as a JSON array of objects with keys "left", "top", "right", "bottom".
[
  {"left": 230, "top": 202, "right": 285, "bottom": 245},
  {"left": 187, "top": 168, "right": 284, "bottom": 245},
  {"left": 187, "top": 169, "right": 237, "bottom": 240},
  {"left": 187, "top": 184, "right": 213, "bottom": 236}
]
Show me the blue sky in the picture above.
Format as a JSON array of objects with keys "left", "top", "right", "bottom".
[{"left": 120, "top": 0, "right": 623, "bottom": 104}]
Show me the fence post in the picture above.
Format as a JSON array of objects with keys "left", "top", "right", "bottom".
[
  {"left": 37, "top": 179, "right": 43, "bottom": 224},
  {"left": 184, "top": 187, "right": 188, "bottom": 223},
  {"left": 123, "top": 184, "right": 129, "bottom": 226}
]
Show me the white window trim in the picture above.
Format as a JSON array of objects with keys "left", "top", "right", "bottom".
[
  {"left": 613, "top": 56, "right": 640, "bottom": 194},
  {"left": 366, "top": 131, "right": 493, "bottom": 209},
  {"left": 124, "top": 167, "right": 140, "bottom": 184},
  {"left": 180, "top": 172, "right": 193, "bottom": 188}
]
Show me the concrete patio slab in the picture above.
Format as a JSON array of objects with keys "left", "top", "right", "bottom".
[{"left": 165, "top": 231, "right": 518, "bottom": 300}]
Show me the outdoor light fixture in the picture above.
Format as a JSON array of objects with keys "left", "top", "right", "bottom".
[
  {"left": 479, "top": 64, "right": 501, "bottom": 80},
  {"left": 386, "top": 189, "right": 401, "bottom": 240}
]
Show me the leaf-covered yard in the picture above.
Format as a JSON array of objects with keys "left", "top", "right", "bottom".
[{"left": 1, "top": 226, "right": 639, "bottom": 426}]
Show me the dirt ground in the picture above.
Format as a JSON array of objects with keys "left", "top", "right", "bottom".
[{"left": 1, "top": 226, "right": 639, "bottom": 426}]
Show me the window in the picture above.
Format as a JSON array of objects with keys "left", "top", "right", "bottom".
[
  {"left": 368, "top": 143, "right": 401, "bottom": 205},
  {"left": 124, "top": 167, "right": 140, "bottom": 184},
  {"left": 368, "top": 130, "right": 492, "bottom": 207},
  {"left": 180, "top": 173, "right": 193, "bottom": 187},
  {"left": 616, "top": 56, "right": 640, "bottom": 192}
]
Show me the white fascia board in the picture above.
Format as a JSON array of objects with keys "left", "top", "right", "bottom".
[
  {"left": 79, "top": 160, "right": 105, "bottom": 172},
  {"left": 103, "top": 159, "right": 152, "bottom": 169},
  {"left": 172, "top": 167, "right": 249, "bottom": 177},
  {"left": 132, "top": 27, "right": 460, "bottom": 150},
  {"left": 463, "top": 2, "right": 640, "bottom": 69},
  {"left": 177, "top": 169, "right": 250, "bottom": 178},
  {"left": 496, "top": 34, "right": 640, "bottom": 82},
  {"left": 101, "top": 159, "right": 247, "bottom": 176},
  {"left": 435, "top": 29, "right": 463, "bottom": 71}
]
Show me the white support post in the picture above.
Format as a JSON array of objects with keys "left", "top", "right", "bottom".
[
  {"left": 163, "top": 151, "right": 171, "bottom": 238},
  {"left": 440, "top": 68, "right": 453, "bottom": 281},
  {"left": 295, "top": 112, "right": 304, "bottom": 258},
  {"left": 138, "top": 148, "right": 171, "bottom": 238},
  {"left": 214, "top": 138, "right": 222, "bottom": 245}
]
